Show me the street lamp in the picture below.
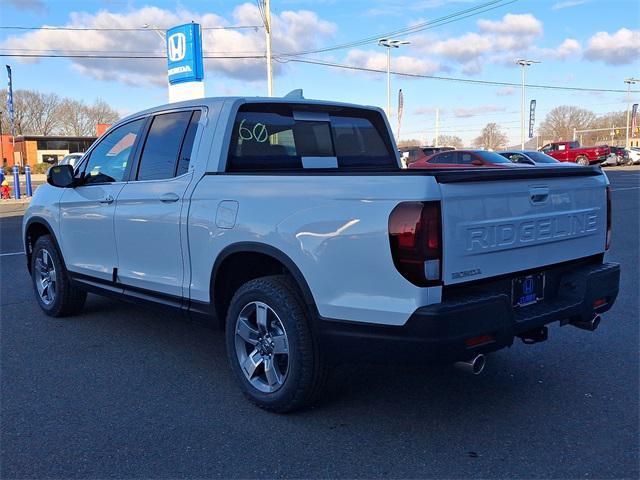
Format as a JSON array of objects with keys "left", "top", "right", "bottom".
[
  {"left": 516, "top": 59, "right": 540, "bottom": 149},
  {"left": 624, "top": 77, "right": 639, "bottom": 149},
  {"left": 142, "top": 23, "right": 166, "bottom": 42},
  {"left": 378, "top": 38, "right": 410, "bottom": 118}
]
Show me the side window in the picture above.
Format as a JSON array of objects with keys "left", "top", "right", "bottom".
[
  {"left": 136, "top": 111, "right": 193, "bottom": 181},
  {"left": 83, "top": 118, "right": 144, "bottom": 184},
  {"left": 176, "top": 111, "right": 201, "bottom": 176},
  {"left": 429, "top": 151, "right": 453, "bottom": 164},
  {"left": 458, "top": 152, "right": 474, "bottom": 164}
]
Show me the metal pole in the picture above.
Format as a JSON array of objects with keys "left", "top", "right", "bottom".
[
  {"left": 573, "top": 128, "right": 576, "bottom": 141},
  {"left": 386, "top": 47, "right": 391, "bottom": 118},
  {"left": 265, "top": 0, "right": 273, "bottom": 97},
  {"left": 521, "top": 64, "right": 525, "bottom": 150},
  {"left": 625, "top": 80, "right": 631, "bottom": 149},
  {"left": 435, "top": 108, "right": 440, "bottom": 147}
]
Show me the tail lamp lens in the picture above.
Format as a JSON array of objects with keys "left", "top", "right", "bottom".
[
  {"left": 606, "top": 186, "right": 611, "bottom": 250},
  {"left": 388, "top": 201, "right": 442, "bottom": 287}
]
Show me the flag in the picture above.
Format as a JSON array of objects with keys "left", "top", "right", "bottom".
[
  {"left": 529, "top": 99, "right": 536, "bottom": 139},
  {"left": 6, "top": 65, "right": 15, "bottom": 138},
  {"left": 397, "top": 89, "right": 404, "bottom": 139},
  {"left": 632, "top": 103, "right": 638, "bottom": 137}
]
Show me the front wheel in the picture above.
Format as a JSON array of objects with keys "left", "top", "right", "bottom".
[
  {"left": 225, "top": 275, "right": 328, "bottom": 413},
  {"left": 576, "top": 156, "right": 589, "bottom": 166},
  {"left": 31, "top": 235, "right": 86, "bottom": 317}
]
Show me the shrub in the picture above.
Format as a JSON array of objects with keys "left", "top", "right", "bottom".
[{"left": 30, "top": 163, "right": 50, "bottom": 174}]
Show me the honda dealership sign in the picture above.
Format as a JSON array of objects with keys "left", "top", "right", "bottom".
[
  {"left": 166, "top": 23, "right": 205, "bottom": 102},
  {"left": 166, "top": 23, "right": 204, "bottom": 84}
]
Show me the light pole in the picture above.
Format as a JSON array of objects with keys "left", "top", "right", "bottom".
[
  {"left": 516, "top": 59, "right": 540, "bottom": 149},
  {"left": 143, "top": 23, "right": 166, "bottom": 41},
  {"left": 378, "top": 38, "right": 410, "bottom": 119},
  {"left": 624, "top": 78, "right": 639, "bottom": 149}
]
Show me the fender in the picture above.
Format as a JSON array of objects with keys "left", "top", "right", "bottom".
[
  {"left": 211, "top": 241, "right": 319, "bottom": 316},
  {"left": 23, "top": 216, "right": 66, "bottom": 274}
]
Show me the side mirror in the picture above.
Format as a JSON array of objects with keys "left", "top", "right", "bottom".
[
  {"left": 47, "top": 164, "right": 75, "bottom": 188},
  {"left": 471, "top": 159, "right": 483, "bottom": 166}
]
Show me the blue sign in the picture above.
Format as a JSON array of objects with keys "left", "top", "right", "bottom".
[
  {"left": 529, "top": 99, "right": 536, "bottom": 139},
  {"left": 6, "top": 64, "right": 15, "bottom": 137},
  {"left": 166, "top": 23, "right": 204, "bottom": 85}
]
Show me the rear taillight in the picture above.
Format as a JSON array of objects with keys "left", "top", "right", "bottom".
[
  {"left": 606, "top": 185, "right": 611, "bottom": 250},
  {"left": 388, "top": 201, "right": 442, "bottom": 287}
]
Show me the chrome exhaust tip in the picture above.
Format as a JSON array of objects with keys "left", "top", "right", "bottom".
[
  {"left": 454, "top": 354, "right": 486, "bottom": 375},
  {"left": 571, "top": 314, "right": 601, "bottom": 332}
]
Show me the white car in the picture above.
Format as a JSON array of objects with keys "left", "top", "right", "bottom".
[
  {"left": 23, "top": 95, "right": 620, "bottom": 412},
  {"left": 57, "top": 153, "right": 84, "bottom": 168},
  {"left": 626, "top": 148, "right": 640, "bottom": 165}
]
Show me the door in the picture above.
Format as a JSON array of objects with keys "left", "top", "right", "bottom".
[
  {"left": 59, "top": 118, "right": 145, "bottom": 281},
  {"left": 114, "top": 110, "right": 201, "bottom": 298}
]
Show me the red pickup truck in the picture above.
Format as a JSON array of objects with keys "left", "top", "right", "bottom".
[{"left": 540, "top": 141, "right": 609, "bottom": 166}]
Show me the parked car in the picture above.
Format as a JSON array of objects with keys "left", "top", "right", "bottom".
[
  {"left": 408, "top": 149, "right": 521, "bottom": 169},
  {"left": 58, "top": 153, "right": 84, "bottom": 169},
  {"left": 540, "top": 141, "right": 609, "bottom": 166},
  {"left": 399, "top": 146, "right": 455, "bottom": 167},
  {"left": 24, "top": 95, "right": 619, "bottom": 412},
  {"left": 499, "top": 150, "right": 566, "bottom": 166},
  {"left": 625, "top": 147, "right": 640, "bottom": 165}
]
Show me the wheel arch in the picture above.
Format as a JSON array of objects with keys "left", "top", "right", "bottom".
[
  {"left": 24, "top": 216, "right": 65, "bottom": 274},
  {"left": 210, "top": 242, "right": 318, "bottom": 328}
]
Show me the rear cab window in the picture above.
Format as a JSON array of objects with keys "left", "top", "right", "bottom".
[{"left": 227, "top": 103, "right": 397, "bottom": 171}]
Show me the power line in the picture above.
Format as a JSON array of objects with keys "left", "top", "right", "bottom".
[
  {"left": 276, "top": 0, "right": 517, "bottom": 58},
  {"left": 0, "top": 53, "right": 264, "bottom": 59},
  {"left": 0, "top": 25, "right": 262, "bottom": 31},
  {"left": 280, "top": 57, "right": 639, "bottom": 94}
]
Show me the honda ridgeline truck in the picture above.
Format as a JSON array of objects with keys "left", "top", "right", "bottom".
[{"left": 23, "top": 94, "right": 620, "bottom": 412}]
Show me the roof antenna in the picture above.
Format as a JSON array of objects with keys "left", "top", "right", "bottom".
[{"left": 284, "top": 89, "right": 304, "bottom": 99}]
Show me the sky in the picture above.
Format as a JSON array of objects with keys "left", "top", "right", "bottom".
[{"left": 1, "top": 0, "right": 639, "bottom": 145}]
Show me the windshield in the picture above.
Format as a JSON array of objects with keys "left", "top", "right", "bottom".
[
  {"left": 474, "top": 151, "right": 513, "bottom": 163},
  {"left": 525, "top": 151, "right": 559, "bottom": 163}
]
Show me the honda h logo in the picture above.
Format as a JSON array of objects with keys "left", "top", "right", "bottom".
[
  {"left": 523, "top": 277, "right": 534, "bottom": 295},
  {"left": 167, "top": 33, "right": 186, "bottom": 62}
]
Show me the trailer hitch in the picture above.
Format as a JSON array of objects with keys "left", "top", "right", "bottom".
[{"left": 518, "top": 326, "right": 549, "bottom": 345}]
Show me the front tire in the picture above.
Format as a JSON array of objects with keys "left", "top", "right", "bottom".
[
  {"left": 225, "top": 275, "right": 328, "bottom": 413},
  {"left": 576, "top": 156, "right": 589, "bottom": 166},
  {"left": 31, "top": 235, "right": 86, "bottom": 317}
]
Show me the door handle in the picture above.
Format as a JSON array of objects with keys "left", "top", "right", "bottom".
[
  {"left": 529, "top": 187, "right": 549, "bottom": 204},
  {"left": 99, "top": 195, "right": 114, "bottom": 204},
  {"left": 160, "top": 192, "right": 180, "bottom": 203}
]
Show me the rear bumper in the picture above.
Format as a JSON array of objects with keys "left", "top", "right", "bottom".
[{"left": 318, "top": 262, "right": 620, "bottom": 363}]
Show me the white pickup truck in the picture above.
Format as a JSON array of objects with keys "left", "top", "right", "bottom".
[{"left": 23, "top": 94, "right": 620, "bottom": 412}]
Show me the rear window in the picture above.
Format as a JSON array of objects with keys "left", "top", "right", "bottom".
[
  {"left": 227, "top": 104, "right": 396, "bottom": 171},
  {"left": 474, "top": 151, "right": 513, "bottom": 163}
]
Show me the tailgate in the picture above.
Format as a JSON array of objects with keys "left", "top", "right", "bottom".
[{"left": 438, "top": 171, "right": 607, "bottom": 285}]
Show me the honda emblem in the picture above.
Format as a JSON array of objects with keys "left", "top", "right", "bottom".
[{"left": 167, "top": 33, "right": 186, "bottom": 62}]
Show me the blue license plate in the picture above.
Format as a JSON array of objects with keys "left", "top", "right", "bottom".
[{"left": 512, "top": 273, "right": 545, "bottom": 307}]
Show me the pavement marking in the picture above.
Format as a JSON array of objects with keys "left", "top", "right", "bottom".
[{"left": 0, "top": 252, "right": 25, "bottom": 257}]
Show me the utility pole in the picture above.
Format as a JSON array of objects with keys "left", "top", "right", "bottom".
[
  {"left": 624, "top": 78, "right": 639, "bottom": 149},
  {"left": 516, "top": 59, "right": 540, "bottom": 150},
  {"left": 265, "top": 0, "right": 273, "bottom": 97},
  {"left": 435, "top": 108, "right": 440, "bottom": 147},
  {"left": 378, "top": 38, "right": 410, "bottom": 119}
]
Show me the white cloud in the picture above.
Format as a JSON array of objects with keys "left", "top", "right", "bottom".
[
  {"left": 584, "top": 28, "right": 640, "bottom": 65},
  {"left": 477, "top": 13, "right": 542, "bottom": 36},
  {"left": 414, "top": 13, "right": 544, "bottom": 74},
  {"left": 452, "top": 105, "right": 506, "bottom": 118},
  {"left": 536, "top": 38, "right": 582, "bottom": 60},
  {"left": 0, "top": 4, "right": 336, "bottom": 85},
  {"left": 495, "top": 86, "right": 516, "bottom": 96},
  {"left": 551, "top": 0, "right": 589, "bottom": 10},
  {"left": 346, "top": 49, "right": 441, "bottom": 76}
]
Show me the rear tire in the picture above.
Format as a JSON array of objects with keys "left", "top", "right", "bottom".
[
  {"left": 31, "top": 235, "right": 86, "bottom": 317},
  {"left": 576, "top": 156, "right": 589, "bottom": 166},
  {"left": 225, "top": 275, "right": 328, "bottom": 413}
]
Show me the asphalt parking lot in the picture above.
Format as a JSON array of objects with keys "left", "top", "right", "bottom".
[{"left": 1, "top": 169, "right": 638, "bottom": 479}]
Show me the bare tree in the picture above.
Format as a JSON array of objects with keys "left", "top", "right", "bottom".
[
  {"left": 538, "top": 105, "right": 596, "bottom": 143},
  {"left": 20, "top": 90, "right": 62, "bottom": 135},
  {"left": 433, "top": 135, "right": 463, "bottom": 148},
  {"left": 473, "top": 123, "right": 508, "bottom": 150},
  {"left": 397, "top": 139, "right": 422, "bottom": 148}
]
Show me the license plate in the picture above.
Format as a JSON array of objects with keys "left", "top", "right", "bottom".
[{"left": 512, "top": 273, "right": 545, "bottom": 308}]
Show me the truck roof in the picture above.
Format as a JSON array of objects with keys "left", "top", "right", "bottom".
[{"left": 118, "top": 95, "right": 383, "bottom": 125}]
